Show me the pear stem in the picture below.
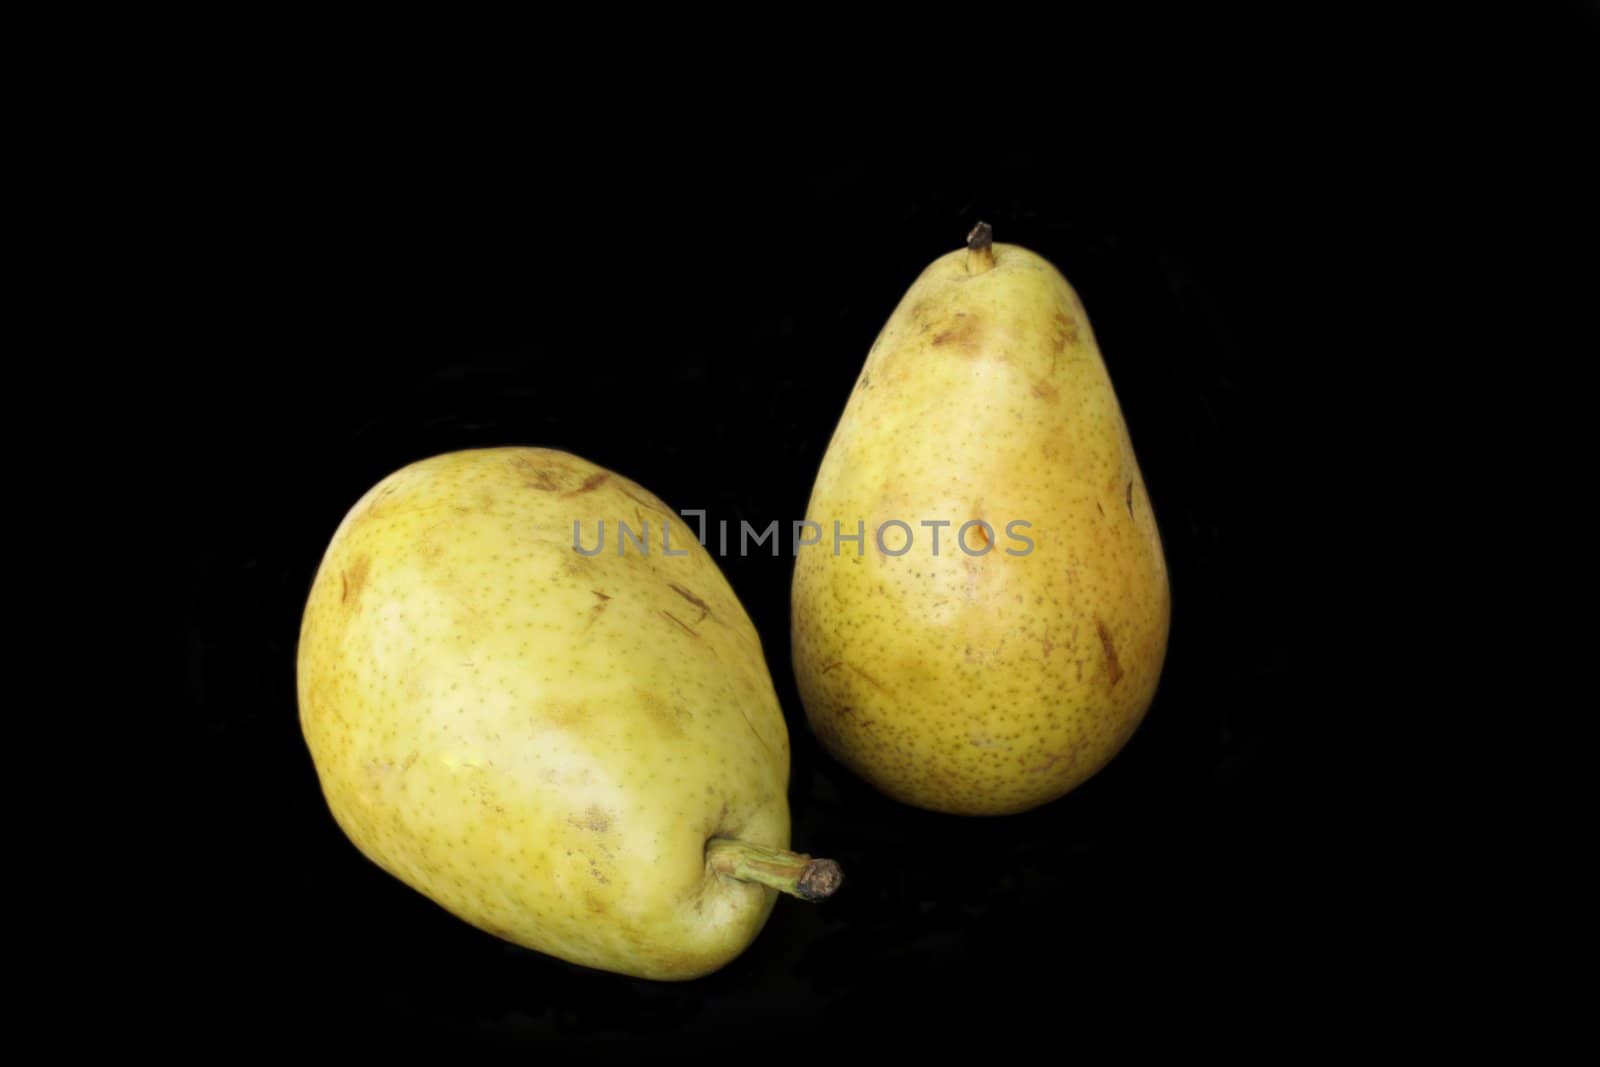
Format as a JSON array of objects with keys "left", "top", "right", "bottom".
[
  {"left": 966, "top": 221, "right": 995, "bottom": 274},
  {"left": 706, "top": 838, "right": 843, "bottom": 901}
]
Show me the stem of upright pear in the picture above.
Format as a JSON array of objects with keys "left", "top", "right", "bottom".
[
  {"left": 706, "top": 839, "right": 843, "bottom": 901},
  {"left": 966, "top": 221, "right": 995, "bottom": 274}
]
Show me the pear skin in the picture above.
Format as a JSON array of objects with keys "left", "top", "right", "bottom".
[
  {"left": 298, "top": 448, "right": 838, "bottom": 980},
  {"left": 792, "top": 227, "right": 1170, "bottom": 815}
]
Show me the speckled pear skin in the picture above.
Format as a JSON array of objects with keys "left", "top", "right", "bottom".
[
  {"left": 297, "top": 448, "right": 791, "bottom": 980},
  {"left": 792, "top": 241, "right": 1170, "bottom": 815}
]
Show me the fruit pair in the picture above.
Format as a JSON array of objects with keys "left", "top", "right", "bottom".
[{"left": 297, "top": 226, "right": 1170, "bottom": 979}]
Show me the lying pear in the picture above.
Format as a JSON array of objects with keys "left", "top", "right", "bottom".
[
  {"left": 298, "top": 448, "right": 839, "bottom": 980},
  {"left": 792, "top": 225, "right": 1170, "bottom": 815}
]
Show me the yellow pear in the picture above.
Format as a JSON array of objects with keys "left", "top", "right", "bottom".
[
  {"left": 792, "top": 225, "right": 1170, "bottom": 815},
  {"left": 298, "top": 448, "right": 839, "bottom": 980}
]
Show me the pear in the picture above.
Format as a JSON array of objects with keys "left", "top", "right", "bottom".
[
  {"left": 792, "top": 225, "right": 1170, "bottom": 815},
  {"left": 298, "top": 448, "right": 839, "bottom": 980}
]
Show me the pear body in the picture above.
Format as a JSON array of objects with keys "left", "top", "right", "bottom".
[
  {"left": 792, "top": 241, "right": 1170, "bottom": 815},
  {"left": 298, "top": 448, "right": 791, "bottom": 979}
]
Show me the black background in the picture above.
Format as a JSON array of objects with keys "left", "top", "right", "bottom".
[
  {"left": 183, "top": 150, "right": 1330, "bottom": 1050},
  {"left": 175, "top": 26, "right": 1596, "bottom": 1042}
]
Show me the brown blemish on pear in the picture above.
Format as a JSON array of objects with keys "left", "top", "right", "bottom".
[
  {"left": 1096, "top": 619, "right": 1124, "bottom": 686},
  {"left": 571, "top": 805, "right": 613, "bottom": 833},
  {"left": 341, "top": 555, "right": 371, "bottom": 609},
  {"left": 514, "top": 455, "right": 565, "bottom": 492},
  {"left": 1052, "top": 308, "right": 1079, "bottom": 351},
  {"left": 618, "top": 485, "right": 665, "bottom": 513},
  {"left": 660, "top": 610, "right": 700, "bottom": 639},
  {"left": 565, "top": 471, "right": 610, "bottom": 496},
  {"left": 667, "top": 583, "right": 712, "bottom": 623},
  {"left": 634, "top": 687, "right": 690, "bottom": 738},
  {"left": 931, "top": 313, "right": 985, "bottom": 356},
  {"left": 845, "top": 662, "right": 888, "bottom": 693}
]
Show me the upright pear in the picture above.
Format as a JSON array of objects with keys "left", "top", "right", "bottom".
[
  {"left": 299, "top": 448, "right": 839, "bottom": 980},
  {"left": 792, "top": 226, "right": 1170, "bottom": 815}
]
